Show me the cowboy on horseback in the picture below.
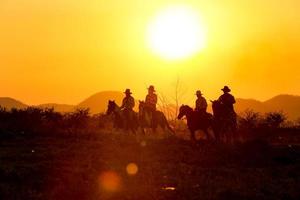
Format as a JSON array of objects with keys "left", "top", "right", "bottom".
[
  {"left": 120, "top": 89, "right": 135, "bottom": 130},
  {"left": 144, "top": 85, "right": 157, "bottom": 125},
  {"left": 195, "top": 90, "right": 207, "bottom": 113},
  {"left": 218, "top": 86, "right": 236, "bottom": 114},
  {"left": 217, "top": 85, "right": 237, "bottom": 137},
  {"left": 194, "top": 90, "right": 208, "bottom": 122}
]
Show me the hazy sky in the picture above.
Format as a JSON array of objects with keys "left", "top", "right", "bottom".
[{"left": 1, "top": 0, "right": 300, "bottom": 105}]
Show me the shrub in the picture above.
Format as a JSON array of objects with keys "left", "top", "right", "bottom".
[
  {"left": 262, "top": 111, "right": 286, "bottom": 129},
  {"left": 239, "top": 109, "right": 261, "bottom": 130},
  {"left": 63, "top": 108, "right": 90, "bottom": 130}
]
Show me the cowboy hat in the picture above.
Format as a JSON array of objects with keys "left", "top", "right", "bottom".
[
  {"left": 195, "top": 90, "right": 203, "bottom": 96},
  {"left": 124, "top": 89, "right": 132, "bottom": 94},
  {"left": 148, "top": 85, "right": 156, "bottom": 92},
  {"left": 221, "top": 86, "right": 231, "bottom": 92}
]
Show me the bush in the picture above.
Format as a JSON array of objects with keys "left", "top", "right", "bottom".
[
  {"left": 262, "top": 111, "right": 286, "bottom": 129},
  {"left": 0, "top": 107, "right": 111, "bottom": 135},
  {"left": 239, "top": 109, "right": 261, "bottom": 130},
  {"left": 63, "top": 108, "right": 90, "bottom": 130}
]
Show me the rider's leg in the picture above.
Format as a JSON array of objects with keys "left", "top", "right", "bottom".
[
  {"left": 124, "top": 109, "right": 130, "bottom": 131},
  {"left": 190, "top": 130, "right": 196, "bottom": 141}
]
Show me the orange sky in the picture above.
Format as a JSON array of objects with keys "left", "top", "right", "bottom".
[{"left": 1, "top": 0, "right": 300, "bottom": 105}]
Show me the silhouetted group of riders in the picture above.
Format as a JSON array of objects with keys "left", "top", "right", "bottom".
[
  {"left": 107, "top": 85, "right": 237, "bottom": 143},
  {"left": 120, "top": 85, "right": 158, "bottom": 126}
]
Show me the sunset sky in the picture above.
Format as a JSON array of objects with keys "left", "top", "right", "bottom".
[{"left": 1, "top": 0, "right": 300, "bottom": 105}]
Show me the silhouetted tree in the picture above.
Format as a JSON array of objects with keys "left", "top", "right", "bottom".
[
  {"left": 239, "top": 109, "right": 261, "bottom": 129},
  {"left": 263, "top": 111, "right": 286, "bottom": 128}
]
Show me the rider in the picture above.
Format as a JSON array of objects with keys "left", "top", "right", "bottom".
[
  {"left": 195, "top": 90, "right": 207, "bottom": 113},
  {"left": 120, "top": 89, "right": 135, "bottom": 128},
  {"left": 195, "top": 90, "right": 208, "bottom": 121},
  {"left": 218, "top": 86, "right": 236, "bottom": 114},
  {"left": 145, "top": 85, "right": 157, "bottom": 124}
]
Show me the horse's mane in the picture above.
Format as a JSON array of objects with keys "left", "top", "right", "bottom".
[
  {"left": 181, "top": 105, "right": 193, "bottom": 111},
  {"left": 138, "top": 100, "right": 146, "bottom": 106},
  {"left": 108, "top": 100, "right": 121, "bottom": 114}
]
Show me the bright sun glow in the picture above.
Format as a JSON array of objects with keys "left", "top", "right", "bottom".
[{"left": 147, "top": 5, "right": 207, "bottom": 60}]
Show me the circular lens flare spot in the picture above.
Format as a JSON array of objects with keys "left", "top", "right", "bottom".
[
  {"left": 126, "top": 163, "right": 138, "bottom": 176},
  {"left": 99, "top": 171, "right": 121, "bottom": 192}
]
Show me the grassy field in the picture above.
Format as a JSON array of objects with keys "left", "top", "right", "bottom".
[{"left": 0, "top": 130, "right": 300, "bottom": 200}]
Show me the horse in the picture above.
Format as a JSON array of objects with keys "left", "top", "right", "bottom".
[
  {"left": 138, "top": 101, "right": 174, "bottom": 134},
  {"left": 211, "top": 100, "right": 237, "bottom": 143},
  {"left": 177, "top": 105, "right": 214, "bottom": 141},
  {"left": 106, "top": 100, "right": 138, "bottom": 133}
]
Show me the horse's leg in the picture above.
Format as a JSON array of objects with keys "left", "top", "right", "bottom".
[
  {"left": 219, "top": 122, "right": 225, "bottom": 142},
  {"left": 213, "top": 120, "right": 219, "bottom": 141},
  {"left": 131, "top": 122, "right": 138, "bottom": 135},
  {"left": 229, "top": 129, "right": 234, "bottom": 145},
  {"left": 190, "top": 130, "right": 196, "bottom": 141},
  {"left": 142, "top": 127, "right": 146, "bottom": 135},
  {"left": 131, "top": 127, "right": 136, "bottom": 135},
  {"left": 204, "top": 128, "right": 211, "bottom": 141},
  {"left": 212, "top": 122, "right": 219, "bottom": 142}
]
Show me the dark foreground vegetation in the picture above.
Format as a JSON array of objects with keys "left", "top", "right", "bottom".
[{"left": 0, "top": 107, "right": 300, "bottom": 200}]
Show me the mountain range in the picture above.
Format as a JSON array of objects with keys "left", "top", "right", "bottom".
[
  {"left": 0, "top": 92, "right": 299, "bottom": 120},
  {"left": 0, "top": 91, "right": 124, "bottom": 114}
]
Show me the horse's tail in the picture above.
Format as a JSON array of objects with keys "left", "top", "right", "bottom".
[{"left": 167, "top": 123, "right": 175, "bottom": 134}]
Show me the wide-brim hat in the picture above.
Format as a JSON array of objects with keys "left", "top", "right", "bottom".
[
  {"left": 221, "top": 86, "right": 231, "bottom": 92},
  {"left": 195, "top": 90, "right": 203, "bottom": 95},
  {"left": 124, "top": 89, "right": 132, "bottom": 94},
  {"left": 148, "top": 85, "right": 156, "bottom": 92}
]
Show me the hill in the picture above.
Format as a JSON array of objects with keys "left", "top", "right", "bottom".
[
  {"left": 0, "top": 97, "right": 28, "bottom": 110},
  {"left": 235, "top": 98, "right": 267, "bottom": 114},
  {"left": 235, "top": 95, "right": 300, "bottom": 120},
  {"left": 76, "top": 91, "right": 124, "bottom": 114}
]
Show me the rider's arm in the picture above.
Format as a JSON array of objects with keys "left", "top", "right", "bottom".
[
  {"left": 131, "top": 97, "right": 135, "bottom": 109},
  {"left": 145, "top": 95, "right": 149, "bottom": 103},
  {"left": 232, "top": 96, "right": 236, "bottom": 104},
  {"left": 204, "top": 99, "right": 208, "bottom": 108}
]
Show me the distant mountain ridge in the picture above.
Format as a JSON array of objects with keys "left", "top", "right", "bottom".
[
  {"left": 206, "top": 95, "right": 300, "bottom": 120},
  {"left": 76, "top": 91, "right": 124, "bottom": 114},
  {"left": 0, "top": 97, "right": 28, "bottom": 110},
  {"left": 236, "top": 94, "right": 300, "bottom": 120},
  {"left": 0, "top": 93, "right": 299, "bottom": 120}
]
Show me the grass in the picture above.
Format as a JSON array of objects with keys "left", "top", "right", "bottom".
[{"left": 0, "top": 130, "right": 300, "bottom": 200}]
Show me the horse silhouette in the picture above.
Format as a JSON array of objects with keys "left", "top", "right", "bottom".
[
  {"left": 138, "top": 101, "right": 174, "bottom": 134},
  {"left": 178, "top": 105, "right": 214, "bottom": 141},
  {"left": 106, "top": 100, "right": 138, "bottom": 133},
  {"left": 211, "top": 100, "right": 237, "bottom": 143}
]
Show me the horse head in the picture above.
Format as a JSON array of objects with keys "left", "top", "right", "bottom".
[
  {"left": 106, "top": 100, "right": 116, "bottom": 115},
  {"left": 210, "top": 100, "right": 218, "bottom": 110},
  {"left": 138, "top": 100, "right": 145, "bottom": 109},
  {"left": 138, "top": 100, "right": 146, "bottom": 113},
  {"left": 177, "top": 105, "right": 193, "bottom": 119},
  {"left": 211, "top": 100, "right": 225, "bottom": 117}
]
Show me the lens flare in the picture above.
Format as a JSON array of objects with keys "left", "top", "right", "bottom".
[
  {"left": 99, "top": 171, "right": 121, "bottom": 192},
  {"left": 126, "top": 163, "right": 138, "bottom": 176}
]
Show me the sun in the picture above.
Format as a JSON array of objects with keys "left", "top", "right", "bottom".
[{"left": 147, "top": 5, "right": 207, "bottom": 60}]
